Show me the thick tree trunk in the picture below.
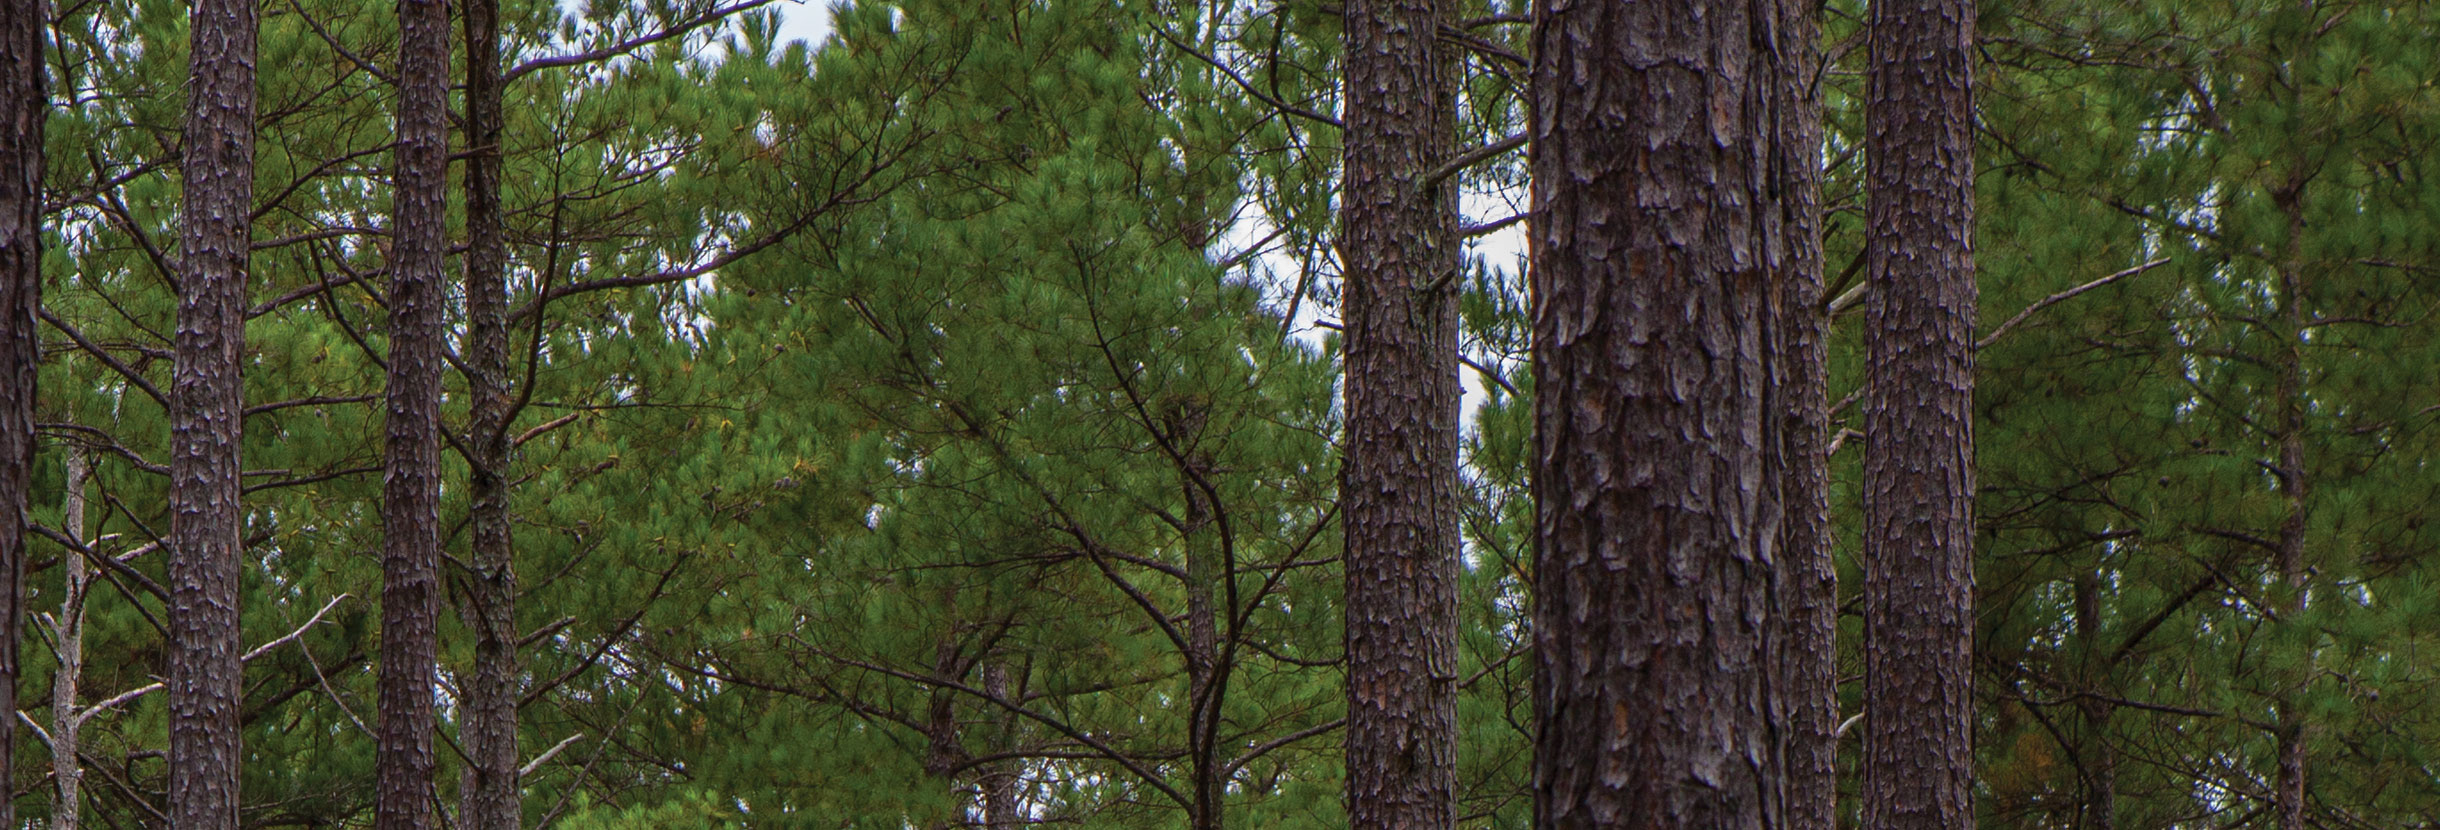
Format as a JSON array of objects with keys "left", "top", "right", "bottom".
[
  {"left": 51, "top": 449, "right": 88, "bottom": 830},
  {"left": 1339, "top": 0, "right": 1460, "bottom": 828},
  {"left": 171, "top": 0, "right": 256, "bottom": 822},
  {"left": 0, "top": 1, "right": 37, "bottom": 823},
  {"left": 456, "top": 0, "right": 521, "bottom": 822},
  {"left": 1527, "top": 0, "right": 1821, "bottom": 825},
  {"left": 375, "top": 0, "right": 449, "bottom": 827},
  {"left": 1860, "top": 0, "right": 1978, "bottom": 825}
]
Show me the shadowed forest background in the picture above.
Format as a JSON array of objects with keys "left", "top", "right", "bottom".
[{"left": 8, "top": 0, "right": 2440, "bottom": 827}]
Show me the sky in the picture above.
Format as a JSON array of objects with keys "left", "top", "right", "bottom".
[{"left": 773, "top": 0, "right": 836, "bottom": 49}]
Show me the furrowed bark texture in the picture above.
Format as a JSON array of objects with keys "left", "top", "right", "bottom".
[
  {"left": 457, "top": 0, "right": 522, "bottom": 822},
  {"left": 171, "top": 0, "right": 256, "bottom": 822},
  {"left": 376, "top": 0, "right": 448, "bottom": 827},
  {"left": 1861, "top": 0, "right": 1978, "bottom": 825},
  {"left": 0, "top": 1, "right": 38, "bottom": 822},
  {"left": 1340, "top": 0, "right": 1461, "bottom": 827},
  {"left": 1772, "top": 5, "right": 1835, "bottom": 829},
  {"left": 1528, "top": 0, "right": 1821, "bottom": 826}
]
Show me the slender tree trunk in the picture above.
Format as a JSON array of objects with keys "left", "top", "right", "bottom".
[
  {"left": 922, "top": 633, "right": 965, "bottom": 829},
  {"left": 456, "top": 0, "right": 521, "bottom": 821},
  {"left": 980, "top": 661, "right": 1020, "bottom": 828},
  {"left": 375, "top": 0, "right": 448, "bottom": 826},
  {"left": 1860, "top": 0, "right": 1978, "bottom": 825},
  {"left": 1183, "top": 457, "right": 1224, "bottom": 830},
  {"left": 1340, "top": 0, "right": 1460, "bottom": 828},
  {"left": 0, "top": 0, "right": 37, "bottom": 822},
  {"left": 171, "top": 0, "right": 256, "bottom": 821},
  {"left": 1774, "top": 5, "right": 1835, "bottom": 827},
  {"left": 1527, "top": 0, "right": 1820, "bottom": 824},
  {"left": 51, "top": 449, "right": 88, "bottom": 830},
  {"left": 2071, "top": 573, "right": 2116, "bottom": 830},
  {"left": 2270, "top": 185, "right": 2309, "bottom": 830}
]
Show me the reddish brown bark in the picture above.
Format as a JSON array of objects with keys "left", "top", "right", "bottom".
[
  {"left": 0, "top": 1, "right": 42, "bottom": 824},
  {"left": 1860, "top": 0, "right": 1978, "bottom": 825},
  {"left": 170, "top": 0, "right": 256, "bottom": 823},
  {"left": 1528, "top": 0, "right": 1824, "bottom": 825},
  {"left": 1775, "top": 4, "right": 1836, "bottom": 827},
  {"left": 456, "top": 0, "right": 522, "bottom": 821},
  {"left": 375, "top": 0, "right": 448, "bottom": 827},
  {"left": 1340, "top": 0, "right": 1460, "bottom": 827}
]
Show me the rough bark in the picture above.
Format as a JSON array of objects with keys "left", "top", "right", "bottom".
[
  {"left": 51, "top": 449, "right": 88, "bottom": 830},
  {"left": 171, "top": 0, "right": 256, "bottom": 821},
  {"left": 375, "top": 0, "right": 449, "bottom": 826},
  {"left": 1860, "top": 0, "right": 1979, "bottom": 825},
  {"left": 456, "top": 0, "right": 522, "bottom": 821},
  {"left": 1772, "top": 5, "right": 1835, "bottom": 828},
  {"left": 1527, "top": 0, "right": 1821, "bottom": 825},
  {"left": 0, "top": 0, "right": 37, "bottom": 822},
  {"left": 1339, "top": 0, "right": 1460, "bottom": 828}
]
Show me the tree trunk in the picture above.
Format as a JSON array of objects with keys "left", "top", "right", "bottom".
[
  {"left": 2072, "top": 573, "right": 2116, "bottom": 830},
  {"left": 1183, "top": 456, "right": 1225, "bottom": 830},
  {"left": 375, "top": 0, "right": 449, "bottom": 826},
  {"left": 1860, "top": 0, "right": 1978, "bottom": 826},
  {"left": 456, "top": 0, "right": 521, "bottom": 821},
  {"left": 0, "top": 0, "right": 37, "bottom": 823},
  {"left": 51, "top": 448, "right": 88, "bottom": 830},
  {"left": 922, "top": 634, "right": 965, "bottom": 829},
  {"left": 1774, "top": 5, "right": 1835, "bottom": 828},
  {"left": 2270, "top": 184, "right": 2309, "bottom": 830},
  {"left": 1527, "top": 0, "right": 1821, "bottom": 824},
  {"left": 980, "top": 661, "right": 1020, "bottom": 828},
  {"left": 171, "top": 0, "right": 257, "bottom": 821},
  {"left": 1339, "top": 0, "right": 1460, "bottom": 828}
]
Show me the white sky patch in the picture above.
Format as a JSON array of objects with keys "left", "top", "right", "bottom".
[{"left": 774, "top": 0, "right": 838, "bottom": 48}]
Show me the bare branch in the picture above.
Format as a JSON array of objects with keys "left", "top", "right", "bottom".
[
  {"left": 504, "top": 0, "right": 781, "bottom": 83},
  {"left": 520, "top": 732, "right": 586, "bottom": 777},
  {"left": 1421, "top": 132, "right": 1526, "bottom": 191},
  {"left": 76, "top": 595, "right": 350, "bottom": 724},
  {"left": 1977, "top": 258, "right": 2170, "bottom": 349},
  {"left": 38, "top": 309, "right": 168, "bottom": 408}
]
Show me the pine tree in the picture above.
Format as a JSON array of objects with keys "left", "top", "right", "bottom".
[
  {"left": 48, "top": 448, "right": 87, "bottom": 830},
  {"left": 1861, "top": 0, "right": 1978, "bottom": 826},
  {"left": 1528, "top": 0, "right": 1823, "bottom": 824},
  {"left": 375, "top": 0, "right": 447, "bottom": 825},
  {"left": 0, "top": 0, "right": 41, "bottom": 823},
  {"left": 170, "top": 0, "right": 257, "bottom": 822},
  {"left": 1340, "top": 0, "right": 1460, "bottom": 827},
  {"left": 456, "top": 0, "right": 520, "bottom": 821}
]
